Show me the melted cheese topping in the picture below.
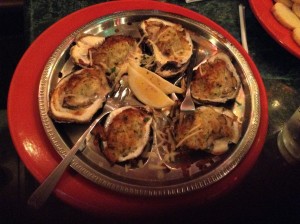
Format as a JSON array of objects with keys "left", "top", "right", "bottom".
[
  {"left": 175, "top": 107, "right": 239, "bottom": 154},
  {"left": 191, "top": 52, "right": 241, "bottom": 103},
  {"left": 91, "top": 35, "right": 142, "bottom": 78},
  {"left": 101, "top": 107, "right": 152, "bottom": 163},
  {"left": 142, "top": 18, "right": 193, "bottom": 65},
  {"left": 49, "top": 68, "right": 111, "bottom": 123}
]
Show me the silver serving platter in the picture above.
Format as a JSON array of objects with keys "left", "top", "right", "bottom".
[{"left": 39, "top": 10, "right": 260, "bottom": 197}]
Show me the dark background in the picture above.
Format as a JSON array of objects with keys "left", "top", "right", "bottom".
[{"left": 0, "top": 1, "right": 25, "bottom": 109}]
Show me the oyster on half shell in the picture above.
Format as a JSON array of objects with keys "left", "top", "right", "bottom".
[
  {"left": 49, "top": 68, "right": 111, "bottom": 123},
  {"left": 190, "top": 52, "right": 241, "bottom": 103},
  {"left": 140, "top": 18, "right": 193, "bottom": 77},
  {"left": 91, "top": 35, "right": 143, "bottom": 79},
  {"left": 70, "top": 35, "right": 142, "bottom": 82},
  {"left": 174, "top": 106, "right": 241, "bottom": 155},
  {"left": 70, "top": 35, "right": 105, "bottom": 67},
  {"left": 97, "top": 106, "right": 153, "bottom": 163}
]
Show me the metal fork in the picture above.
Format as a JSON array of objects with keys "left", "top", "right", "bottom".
[
  {"left": 180, "top": 50, "right": 197, "bottom": 112},
  {"left": 27, "top": 82, "right": 128, "bottom": 209},
  {"left": 180, "top": 48, "right": 209, "bottom": 112}
]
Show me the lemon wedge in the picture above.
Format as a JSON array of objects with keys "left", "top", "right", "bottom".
[
  {"left": 128, "top": 62, "right": 184, "bottom": 94},
  {"left": 127, "top": 66, "right": 175, "bottom": 108}
]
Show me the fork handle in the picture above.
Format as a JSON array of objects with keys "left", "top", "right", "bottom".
[
  {"left": 27, "top": 110, "right": 110, "bottom": 209},
  {"left": 27, "top": 141, "right": 81, "bottom": 209}
]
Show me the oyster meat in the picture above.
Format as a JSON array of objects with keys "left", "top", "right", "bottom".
[
  {"left": 49, "top": 68, "right": 111, "bottom": 123},
  {"left": 190, "top": 52, "right": 241, "bottom": 103},
  {"left": 97, "top": 106, "right": 152, "bottom": 163},
  {"left": 140, "top": 18, "right": 193, "bottom": 77},
  {"left": 174, "top": 106, "right": 241, "bottom": 155}
]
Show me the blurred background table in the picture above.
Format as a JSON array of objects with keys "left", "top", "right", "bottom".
[{"left": 1, "top": 0, "right": 300, "bottom": 223}]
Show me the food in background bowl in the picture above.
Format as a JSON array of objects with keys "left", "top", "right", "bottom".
[
  {"left": 272, "top": 2, "right": 300, "bottom": 46},
  {"left": 274, "top": 0, "right": 293, "bottom": 8}
]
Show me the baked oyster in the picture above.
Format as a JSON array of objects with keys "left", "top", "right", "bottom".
[
  {"left": 91, "top": 35, "right": 142, "bottom": 79},
  {"left": 70, "top": 35, "right": 142, "bottom": 81},
  {"left": 190, "top": 52, "right": 241, "bottom": 103},
  {"left": 49, "top": 68, "right": 111, "bottom": 123},
  {"left": 70, "top": 35, "right": 105, "bottom": 67},
  {"left": 174, "top": 106, "right": 241, "bottom": 155},
  {"left": 140, "top": 18, "right": 193, "bottom": 77},
  {"left": 95, "top": 106, "right": 153, "bottom": 163}
]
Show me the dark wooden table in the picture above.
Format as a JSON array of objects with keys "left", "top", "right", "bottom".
[{"left": 2, "top": 0, "right": 300, "bottom": 223}]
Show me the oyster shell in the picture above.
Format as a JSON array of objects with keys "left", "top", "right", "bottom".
[
  {"left": 70, "top": 35, "right": 105, "bottom": 66},
  {"left": 49, "top": 68, "right": 111, "bottom": 123},
  {"left": 174, "top": 106, "right": 241, "bottom": 155},
  {"left": 190, "top": 52, "right": 241, "bottom": 103},
  {"left": 140, "top": 18, "right": 193, "bottom": 77},
  {"left": 99, "top": 106, "right": 152, "bottom": 163}
]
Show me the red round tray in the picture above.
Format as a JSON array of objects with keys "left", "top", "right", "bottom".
[{"left": 8, "top": 0, "right": 268, "bottom": 218}]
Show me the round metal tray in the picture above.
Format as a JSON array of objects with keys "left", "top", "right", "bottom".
[{"left": 39, "top": 10, "right": 260, "bottom": 197}]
